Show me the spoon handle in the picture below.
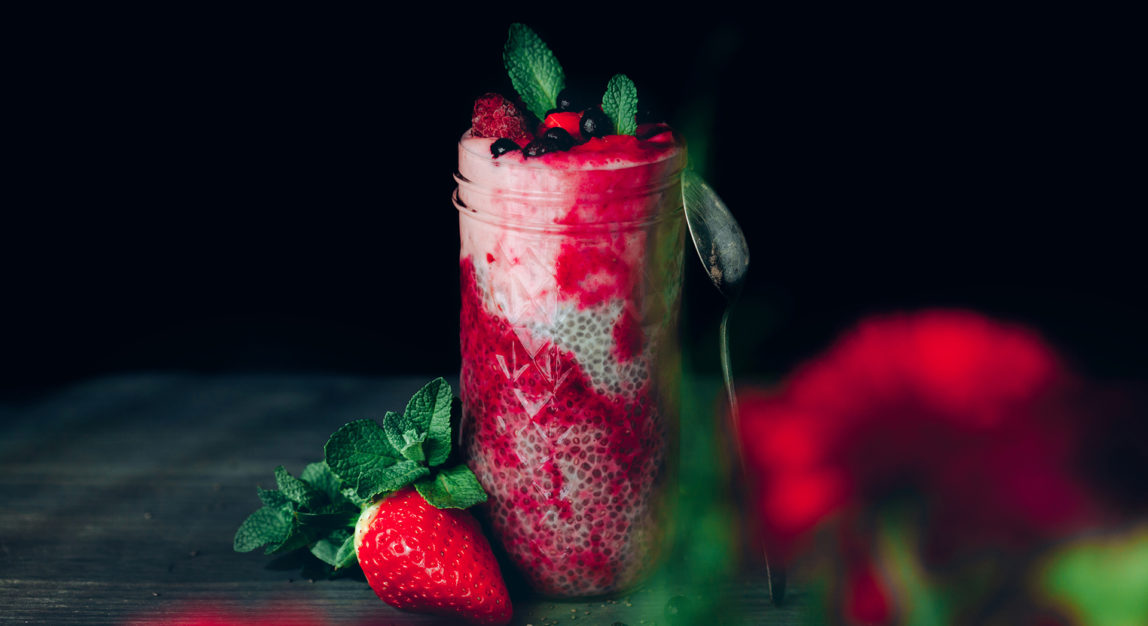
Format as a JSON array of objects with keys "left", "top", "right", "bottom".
[
  {"left": 719, "top": 309, "right": 738, "bottom": 427},
  {"left": 720, "top": 308, "right": 786, "bottom": 605}
]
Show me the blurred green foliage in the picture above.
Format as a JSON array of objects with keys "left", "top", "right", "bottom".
[{"left": 1038, "top": 526, "right": 1148, "bottom": 626}]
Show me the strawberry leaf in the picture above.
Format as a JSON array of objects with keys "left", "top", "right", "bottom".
[
  {"left": 602, "top": 74, "right": 638, "bottom": 136},
  {"left": 414, "top": 464, "right": 488, "bottom": 510}
]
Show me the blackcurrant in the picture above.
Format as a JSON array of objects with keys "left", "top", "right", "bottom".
[
  {"left": 490, "top": 138, "right": 520, "bottom": 158},
  {"left": 556, "top": 88, "right": 579, "bottom": 112},
  {"left": 580, "top": 107, "right": 613, "bottom": 138},
  {"left": 542, "top": 127, "right": 575, "bottom": 150},
  {"left": 523, "top": 137, "right": 560, "bottom": 158}
]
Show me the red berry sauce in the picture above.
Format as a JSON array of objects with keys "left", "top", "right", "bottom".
[{"left": 460, "top": 258, "right": 670, "bottom": 596}]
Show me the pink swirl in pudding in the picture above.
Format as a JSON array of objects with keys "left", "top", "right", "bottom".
[{"left": 456, "top": 132, "right": 685, "bottom": 597}]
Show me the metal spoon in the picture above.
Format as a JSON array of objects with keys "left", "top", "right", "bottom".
[{"left": 681, "top": 169, "right": 785, "bottom": 605}]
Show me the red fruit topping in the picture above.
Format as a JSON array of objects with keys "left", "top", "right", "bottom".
[
  {"left": 571, "top": 135, "right": 642, "bottom": 153},
  {"left": 472, "top": 93, "right": 532, "bottom": 144},
  {"left": 636, "top": 123, "right": 672, "bottom": 139},
  {"left": 542, "top": 112, "right": 583, "bottom": 138},
  {"left": 574, "top": 137, "right": 609, "bottom": 152},
  {"left": 643, "top": 131, "right": 676, "bottom": 145},
  {"left": 601, "top": 134, "right": 640, "bottom": 150}
]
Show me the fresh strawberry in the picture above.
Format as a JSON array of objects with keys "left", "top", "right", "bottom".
[
  {"left": 234, "top": 378, "right": 513, "bottom": 626},
  {"left": 355, "top": 487, "right": 512, "bottom": 625},
  {"left": 542, "top": 111, "right": 582, "bottom": 138},
  {"left": 472, "top": 93, "right": 533, "bottom": 144}
]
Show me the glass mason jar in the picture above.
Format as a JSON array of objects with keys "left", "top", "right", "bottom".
[{"left": 454, "top": 132, "right": 686, "bottom": 597}]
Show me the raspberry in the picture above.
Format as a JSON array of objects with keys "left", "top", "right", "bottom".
[{"left": 472, "top": 93, "right": 533, "bottom": 143}]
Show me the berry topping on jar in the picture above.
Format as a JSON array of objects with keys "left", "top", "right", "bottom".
[
  {"left": 579, "top": 107, "right": 613, "bottom": 138},
  {"left": 523, "top": 137, "right": 560, "bottom": 158},
  {"left": 542, "top": 127, "right": 576, "bottom": 150},
  {"left": 490, "top": 138, "right": 521, "bottom": 158},
  {"left": 542, "top": 111, "right": 583, "bottom": 138},
  {"left": 472, "top": 93, "right": 533, "bottom": 144},
  {"left": 556, "top": 87, "right": 579, "bottom": 111}
]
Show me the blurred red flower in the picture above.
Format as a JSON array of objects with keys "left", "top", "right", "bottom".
[{"left": 737, "top": 310, "right": 1099, "bottom": 568}]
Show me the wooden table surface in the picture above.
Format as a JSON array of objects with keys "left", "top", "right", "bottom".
[{"left": 0, "top": 375, "right": 805, "bottom": 625}]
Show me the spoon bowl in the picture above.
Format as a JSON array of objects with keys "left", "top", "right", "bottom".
[{"left": 681, "top": 169, "right": 750, "bottom": 302}]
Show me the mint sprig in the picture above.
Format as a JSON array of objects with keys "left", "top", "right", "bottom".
[
  {"left": 234, "top": 464, "right": 355, "bottom": 557},
  {"left": 503, "top": 23, "right": 566, "bottom": 120},
  {"left": 324, "top": 419, "right": 429, "bottom": 501},
  {"left": 414, "top": 464, "right": 487, "bottom": 509},
  {"left": 602, "top": 73, "right": 638, "bottom": 136},
  {"left": 234, "top": 377, "right": 489, "bottom": 576}
]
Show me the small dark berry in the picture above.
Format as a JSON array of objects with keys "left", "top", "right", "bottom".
[
  {"left": 542, "top": 127, "right": 575, "bottom": 150},
  {"left": 580, "top": 107, "right": 613, "bottom": 138},
  {"left": 490, "top": 138, "right": 520, "bottom": 158},
  {"left": 557, "top": 87, "right": 579, "bottom": 111},
  {"left": 524, "top": 137, "right": 560, "bottom": 158}
]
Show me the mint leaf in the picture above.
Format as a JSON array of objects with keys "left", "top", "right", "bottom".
[
  {"left": 324, "top": 419, "right": 402, "bottom": 494},
  {"left": 403, "top": 377, "right": 454, "bottom": 466},
  {"left": 296, "top": 503, "right": 358, "bottom": 531},
  {"left": 266, "top": 521, "right": 310, "bottom": 555},
  {"left": 382, "top": 410, "right": 427, "bottom": 463},
  {"left": 443, "top": 397, "right": 463, "bottom": 465},
  {"left": 334, "top": 532, "right": 357, "bottom": 569},
  {"left": 341, "top": 485, "right": 368, "bottom": 507},
  {"left": 301, "top": 461, "right": 347, "bottom": 506},
  {"left": 414, "top": 464, "right": 488, "bottom": 510},
  {"left": 310, "top": 528, "right": 352, "bottom": 566},
  {"left": 234, "top": 505, "right": 293, "bottom": 553},
  {"left": 275, "top": 465, "right": 323, "bottom": 508},
  {"left": 602, "top": 73, "right": 638, "bottom": 136},
  {"left": 258, "top": 487, "right": 290, "bottom": 510},
  {"left": 504, "top": 23, "right": 566, "bottom": 120},
  {"left": 357, "top": 460, "right": 430, "bottom": 500},
  {"left": 400, "top": 435, "right": 426, "bottom": 462},
  {"left": 238, "top": 377, "right": 471, "bottom": 576}
]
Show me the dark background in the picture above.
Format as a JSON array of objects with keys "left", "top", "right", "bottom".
[{"left": 5, "top": 6, "right": 1141, "bottom": 400}]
